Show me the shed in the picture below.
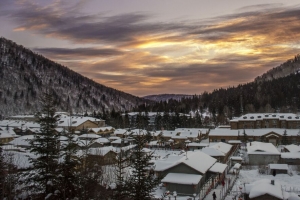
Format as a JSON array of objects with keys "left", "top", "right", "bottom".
[
  {"left": 161, "top": 173, "right": 202, "bottom": 196},
  {"left": 268, "top": 164, "right": 289, "bottom": 175}
]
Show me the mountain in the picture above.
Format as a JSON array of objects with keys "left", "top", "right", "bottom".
[
  {"left": 0, "top": 37, "right": 149, "bottom": 118},
  {"left": 143, "top": 94, "right": 192, "bottom": 102},
  {"left": 255, "top": 54, "right": 300, "bottom": 82}
]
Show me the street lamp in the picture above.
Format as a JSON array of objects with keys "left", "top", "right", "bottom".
[{"left": 193, "top": 193, "right": 196, "bottom": 200}]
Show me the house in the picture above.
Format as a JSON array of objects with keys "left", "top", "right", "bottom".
[
  {"left": 187, "top": 142, "right": 209, "bottom": 150},
  {"left": 56, "top": 116, "right": 105, "bottom": 131},
  {"left": 268, "top": 164, "right": 289, "bottom": 175},
  {"left": 209, "top": 128, "right": 300, "bottom": 146},
  {"left": 230, "top": 113, "right": 300, "bottom": 129},
  {"left": 282, "top": 144, "right": 300, "bottom": 153},
  {"left": 280, "top": 152, "right": 300, "bottom": 165},
  {"left": 154, "top": 151, "right": 217, "bottom": 195},
  {"left": 201, "top": 142, "right": 233, "bottom": 163},
  {"left": 88, "top": 127, "right": 114, "bottom": 136},
  {"left": 0, "top": 127, "right": 17, "bottom": 144},
  {"left": 89, "top": 138, "right": 110, "bottom": 148},
  {"left": 244, "top": 179, "right": 300, "bottom": 200},
  {"left": 85, "top": 146, "right": 118, "bottom": 165},
  {"left": 247, "top": 142, "right": 281, "bottom": 165}
]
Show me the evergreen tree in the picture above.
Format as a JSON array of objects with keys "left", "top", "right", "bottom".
[
  {"left": 57, "top": 129, "right": 80, "bottom": 199},
  {"left": 281, "top": 130, "right": 289, "bottom": 145},
  {"left": 26, "top": 92, "right": 60, "bottom": 199},
  {"left": 126, "top": 133, "right": 159, "bottom": 199},
  {"left": 111, "top": 150, "right": 129, "bottom": 200}
]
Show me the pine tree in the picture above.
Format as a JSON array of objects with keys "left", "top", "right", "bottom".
[
  {"left": 57, "top": 129, "right": 80, "bottom": 199},
  {"left": 281, "top": 130, "right": 289, "bottom": 145},
  {"left": 26, "top": 92, "right": 60, "bottom": 199},
  {"left": 126, "top": 133, "right": 159, "bottom": 200},
  {"left": 111, "top": 150, "right": 129, "bottom": 200}
]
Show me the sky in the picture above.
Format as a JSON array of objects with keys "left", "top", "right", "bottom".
[{"left": 1, "top": 0, "right": 300, "bottom": 97}]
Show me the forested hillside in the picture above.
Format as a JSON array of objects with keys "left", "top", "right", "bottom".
[
  {"left": 0, "top": 37, "right": 148, "bottom": 118},
  {"left": 136, "top": 56, "right": 300, "bottom": 125}
]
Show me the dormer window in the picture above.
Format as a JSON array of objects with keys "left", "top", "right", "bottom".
[
  {"left": 288, "top": 117, "right": 292, "bottom": 119},
  {"left": 250, "top": 116, "right": 254, "bottom": 119},
  {"left": 265, "top": 115, "right": 269, "bottom": 117},
  {"left": 280, "top": 116, "right": 284, "bottom": 118},
  {"left": 258, "top": 116, "right": 261, "bottom": 118},
  {"left": 243, "top": 117, "right": 247, "bottom": 119},
  {"left": 72, "top": 121, "right": 77, "bottom": 124}
]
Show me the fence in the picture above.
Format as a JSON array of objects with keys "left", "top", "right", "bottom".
[
  {"left": 218, "top": 166, "right": 241, "bottom": 200},
  {"left": 198, "top": 175, "right": 218, "bottom": 200}
]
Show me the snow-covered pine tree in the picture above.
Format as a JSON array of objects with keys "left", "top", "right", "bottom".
[
  {"left": 57, "top": 128, "right": 80, "bottom": 199},
  {"left": 126, "top": 131, "right": 159, "bottom": 200},
  {"left": 26, "top": 91, "right": 60, "bottom": 199},
  {"left": 110, "top": 149, "right": 130, "bottom": 200}
]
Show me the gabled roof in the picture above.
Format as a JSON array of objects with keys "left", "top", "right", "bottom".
[
  {"left": 210, "top": 142, "right": 232, "bottom": 154},
  {"left": 284, "top": 144, "right": 300, "bottom": 153},
  {"left": 247, "top": 142, "right": 280, "bottom": 155},
  {"left": 245, "top": 179, "right": 300, "bottom": 200},
  {"left": 209, "top": 162, "right": 227, "bottom": 173},
  {"left": 154, "top": 151, "right": 217, "bottom": 174},
  {"left": 161, "top": 173, "right": 202, "bottom": 185}
]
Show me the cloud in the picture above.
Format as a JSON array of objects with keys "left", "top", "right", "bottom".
[
  {"left": 2, "top": 1, "right": 300, "bottom": 96},
  {"left": 34, "top": 47, "right": 124, "bottom": 60}
]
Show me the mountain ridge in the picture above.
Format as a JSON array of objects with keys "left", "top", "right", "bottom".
[{"left": 0, "top": 37, "right": 149, "bottom": 118}]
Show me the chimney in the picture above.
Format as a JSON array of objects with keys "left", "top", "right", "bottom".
[{"left": 271, "top": 180, "right": 274, "bottom": 185}]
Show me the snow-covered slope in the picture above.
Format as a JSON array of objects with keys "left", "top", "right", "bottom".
[{"left": 0, "top": 37, "right": 149, "bottom": 117}]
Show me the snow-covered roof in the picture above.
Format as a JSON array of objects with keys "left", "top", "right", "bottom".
[
  {"left": 209, "top": 163, "right": 227, "bottom": 173},
  {"left": 3, "top": 150, "right": 37, "bottom": 169},
  {"left": 161, "top": 173, "right": 202, "bottom": 185},
  {"left": 187, "top": 143, "right": 209, "bottom": 147},
  {"left": 209, "top": 129, "right": 239, "bottom": 136},
  {"left": 228, "top": 140, "right": 242, "bottom": 144},
  {"left": 233, "top": 163, "right": 241, "bottom": 169},
  {"left": 268, "top": 164, "right": 289, "bottom": 170},
  {"left": 245, "top": 179, "right": 300, "bottom": 200},
  {"left": 209, "top": 142, "right": 232, "bottom": 154},
  {"left": 210, "top": 128, "right": 300, "bottom": 137},
  {"left": 154, "top": 151, "right": 216, "bottom": 174},
  {"left": 92, "top": 138, "right": 110, "bottom": 144},
  {"left": 87, "top": 146, "right": 117, "bottom": 156},
  {"left": 9, "top": 135, "right": 34, "bottom": 146},
  {"left": 113, "top": 129, "right": 127, "bottom": 135},
  {"left": 148, "top": 141, "right": 158, "bottom": 146},
  {"left": 108, "top": 136, "right": 121, "bottom": 140},
  {"left": 230, "top": 113, "right": 300, "bottom": 122},
  {"left": 230, "top": 156, "right": 243, "bottom": 161},
  {"left": 89, "top": 127, "right": 114, "bottom": 133},
  {"left": 78, "top": 133, "right": 101, "bottom": 139},
  {"left": 56, "top": 116, "right": 103, "bottom": 127},
  {"left": 284, "top": 144, "right": 300, "bottom": 153},
  {"left": 247, "top": 142, "right": 280, "bottom": 155},
  {"left": 281, "top": 153, "right": 300, "bottom": 159},
  {"left": 201, "top": 147, "right": 224, "bottom": 156}
]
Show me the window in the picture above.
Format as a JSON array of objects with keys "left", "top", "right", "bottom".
[{"left": 221, "top": 139, "right": 225, "bottom": 142}]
